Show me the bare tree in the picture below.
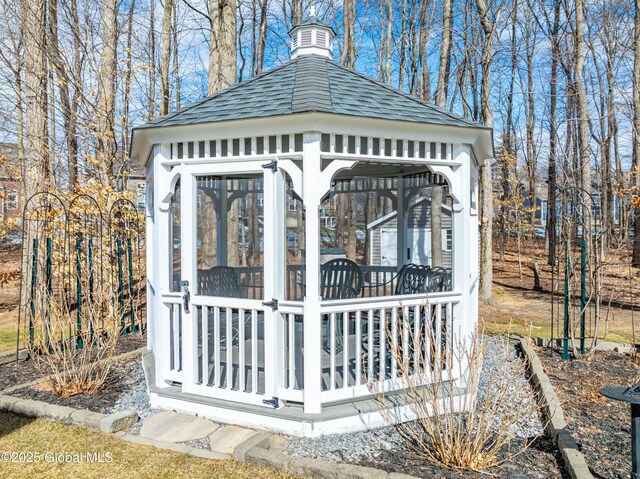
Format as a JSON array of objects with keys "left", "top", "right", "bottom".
[
  {"left": 435, "top": 0, "right": 453, "bottom": 107},
  {"left": 209, "top": 0, "right": 237, "bottom": 95},
  {"left": 633, "top": 0, "right": 640, "bottom": 265},
  {"left": 341, "top": 0, "right": 356, "bottom": 68},
  {"left": 475, "top": 0, "right": 501, "bottom": 302},
  {"left": 160, "top": 0, "right": 173, "bottom": 115},
  {"left": 21, "top": 0, "right": 50, "bottom": 195}
]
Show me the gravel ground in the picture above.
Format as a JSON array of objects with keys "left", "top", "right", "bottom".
[
  {"left": 108, "top": 360, "right": 161, "bottom": 434},
  {"left": 284, "top": 336, "right": 560, "bottom": 478}
]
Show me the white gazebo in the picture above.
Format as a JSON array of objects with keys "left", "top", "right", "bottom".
[{"left": 130, "top": 13, "right": 493, "bottom": 437}]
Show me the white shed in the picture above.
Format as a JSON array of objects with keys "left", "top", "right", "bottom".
[{"left": 130, "top": 12, "right": 493, "bottom": 437}]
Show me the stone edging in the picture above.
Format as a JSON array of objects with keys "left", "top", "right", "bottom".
[
  {"left": 0, "top": 393, "right": 138, "bottom": 433},
  {"left": 233, "top": 432, "right": 418, "bottom": 479},
  {"left": 517, "top": 336, "right": 595, "bottom": 479},
  {"left": 0, "top": 349, "right": 28, "bottom": 366}
]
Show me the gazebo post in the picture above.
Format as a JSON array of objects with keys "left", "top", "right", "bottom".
[{"left": 302, "top": 131, "right": 323, "bottom": 414}]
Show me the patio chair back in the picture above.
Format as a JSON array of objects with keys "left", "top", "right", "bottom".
[
  {"left": 198, "top": 266, "right": 245, "bottom": 297},
  {"left": 395, "top": 263, "right": 431, "bottom": 295},
  {"left": 426, "top": 267, "right": 452, "bottom": 293},
  {"left": 320, "top": 258, "right": 363, "bottom": 300}
]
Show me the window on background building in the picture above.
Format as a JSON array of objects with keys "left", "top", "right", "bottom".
[{"left": 6, "top": 191, "right": 18, "bottom": 210}]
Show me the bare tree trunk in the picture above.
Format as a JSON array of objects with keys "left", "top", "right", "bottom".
[
  {"left": 148, "top": 0, "right": 157, "bottom": 119},
  {"left": 97, "top": 0, "right": 118, "bottom": 183},
  {"left": 122, "top": 0, "right": 136, "bottom": 163},
  {"left": 418, "top": 0, "right": 432, "bottom": 100},
  {"left": 435, "top": 0, "right": 453, "bottom": 107},
  {"left": 291, "top": 0, "right": 301, "bottom": 26},
  {"left": 476, "top": 0, "right": 497, "bottom": 302},
  {"left": 384, "top": 0, "right": 393, "bottom": 84},
  {"left": 575, "top": 0, "right": 592, "bottom": 241},
  {"left": 48, "top": 0, "right": 77, "bottom": 189},
  {"left": 524, "top": 10, "right": 537, "bottom": 230},
  {"left": 255, "top": 0, "right": 268, "bottom": 75},
  {"left": 397, "top": 0, "right": 408, "bottom": 89},
  {"left": 172, "top": 0, "right": 180, "bottom": 109},
  {"left": 160, "top": 0, "right": 173, "bottom": 114},
  {"left": 209, "top": 0, "right": 237, "bottom": 94},
  {"left": 547, "top": 0, "right": 560, "bottom": 267},
  {"left": 633, "top": 0, "right": 640, "bottom": 265},
  {"left": 22, "top": 0, "right": 50, "bottom": 196},
  {"left": 340, "top": 0, "right": 356, "bottom": 68}
]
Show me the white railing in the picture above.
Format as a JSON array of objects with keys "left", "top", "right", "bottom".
[
  {"left": 317, "top": 293, "right": 461, "bottom": 405},
  {"left": 279, "top": 301, "right": 305, "bottom": 402},
  {"left": 161, "top": 298, "right": 183, "bottom": 383},
  {"left": 189, "top": 296, "right": 267, "bottom": 405}
]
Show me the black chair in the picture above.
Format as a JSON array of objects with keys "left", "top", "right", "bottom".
[
  {"left": 426, "top": 267, "right": 452, "bottom": 293},
  {"left": 320, "top": 258, "right": 364, "bottom": 300},
  {"left": 198, "top": 266, "right": 245, "bottom": 298},
  {"left": 394, "top": 263, "right": 431, "bottom": 295}
]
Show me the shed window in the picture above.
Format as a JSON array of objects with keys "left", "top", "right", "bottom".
[
  {"left": 198, "top": 141, "right": 205, "bottom": 158},
  {"left": 188, "top": 142, "right": 194, "bottom": 159},
  {"left": 269, "top": 136, "right": 277, "bottom": 153},
  {"left": 408, "top": 141, "right": 415, "bottom": 158},
  {"left": 384, "top": 139, "right": 392, "bottom": 156},
  {"left": 233, "top": 139, "right": 240, "bottom": 156},
  {"left": 221, "top": 140, "right": 228, "bottom": 156},
  {"left": 441, "top": 143, "right": 448, "bottom": 160},
  {"left": 430, "top": 142, "right": 436, "bottom": 159},
  {"left": 177, "top": 143, "right": 184, "bottom": 159},
  {"left": 257, "top": 137, "right": 264, "bottom": 154},
  {"left": 295, "top": 133, "right": 303, "bottom": 151},
  {"left": 209, "top": 140, "right": 217, "bottom": 157},
  {"left": 282, "top": 135, "right": 290, "bottom": 153},
  {"left": 396, "top": 140, "right": 403, "bottom": 156},
  {"left": 373, "top": 138, "right": 380, "bottom": 156},
  {"left": 245, "top": 138, "right": 252, "bottom": 155}
]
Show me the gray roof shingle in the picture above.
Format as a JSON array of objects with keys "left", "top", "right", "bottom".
[{"left": 135, "top": 56, "right": 487, "bottom": 132}]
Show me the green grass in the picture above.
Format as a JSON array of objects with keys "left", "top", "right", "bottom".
[
  {"left": 0, "top": 308, "right": 18, "bottom": 353},
  {"left": 0, "top": 413, "right": 300, "bottom": 479}
]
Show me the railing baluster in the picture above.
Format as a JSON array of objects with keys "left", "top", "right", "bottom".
[
  {"left": 225, "top": 307, "right": 232, "bottom": 389},
  {"left": 355, "top": 310, "right": 362, "bottom": 386},
  {"left": 239, "top": 309, "right": 245, "bottom": 391},
  {"left": 251, "top": 309, "right": 258, "bottom": 394},
  {"left": 391, "top": 308, "right": 398, "bottom": 381},
  {"left": 288, "top": 313, "right": 295, "bottom": 389},
  {"left": 202, "top": 306, "right": 209, "bottom": 385},
  {"left": 342, "top": 312, "right": 348, "bottom": 388},
  {"left": 214, "top": 307, "right": 220, "bottom": 387},
  {"left": 367, "top": 309, "right": 374, "bottom": 382},
  {"left": 379, "top": 308, "right": 386, "bottom": 382},
  {"left": 330, "top": 313, "right": 336, "bottom": 390}
]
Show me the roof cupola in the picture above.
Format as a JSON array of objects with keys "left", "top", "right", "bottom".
[{"left": 288, "top": 5, "right": 335, "bottom": 60}]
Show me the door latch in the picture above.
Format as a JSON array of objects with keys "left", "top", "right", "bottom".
[
  {"left": 262, "top": 298, "right": 278, "bottom": 311},
  {"left": 181, "top": 280, "right": 190, "bottom": 314}
]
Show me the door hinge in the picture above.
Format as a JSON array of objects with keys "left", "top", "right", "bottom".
[
  {"left": 261, "top": 159, "right": 278, "bottom": 172},
  {"left": 262, "top": 397, "right": 280, "bottom": 409},
  {"left": 262, "top": 298, "right": 278, "bottom": 311}
]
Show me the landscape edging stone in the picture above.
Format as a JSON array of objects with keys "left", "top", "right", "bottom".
[{"left": 518, "top": 336, "right": 595, "bottom": 479}]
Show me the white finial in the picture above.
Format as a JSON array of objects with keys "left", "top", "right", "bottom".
[{"left": 310, "top": 3, "right": 316, "bottom": 17}]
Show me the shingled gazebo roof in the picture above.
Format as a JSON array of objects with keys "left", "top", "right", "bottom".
[{"left": 134, "top": 55, "right": 487, "bottom": 133}]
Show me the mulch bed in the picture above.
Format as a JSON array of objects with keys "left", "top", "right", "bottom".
[
  {"left": 538, "top": 347, "right": 640, "bottom": 479},
  {"left": 0, "top": 334, "right": 145, "bottom": 392},
  {"left": 10, "top": 357, "right": 140, "bottom": 414},
  {"left": 357, "top": 434, "right": 568, "bottom": 479}
]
